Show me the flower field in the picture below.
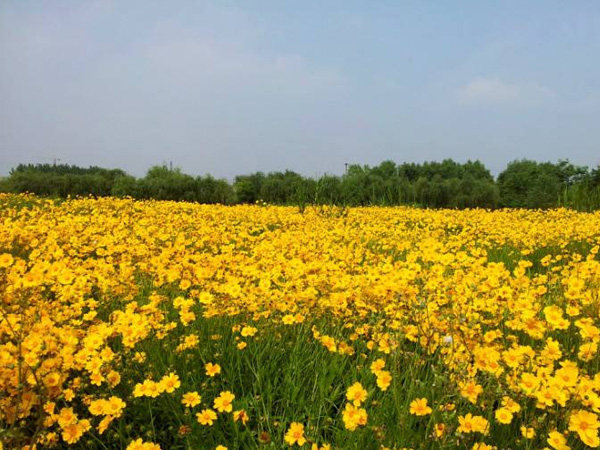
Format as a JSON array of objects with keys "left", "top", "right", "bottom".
[{"left": 1, "top": 194, "right": 600, "bottom": 450}]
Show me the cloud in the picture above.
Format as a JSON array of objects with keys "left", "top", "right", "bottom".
[{"left": 457, "top": 77, "right": 555, "bottom": 106}]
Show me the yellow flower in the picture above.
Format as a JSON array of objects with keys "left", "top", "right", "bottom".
[
  {"left": 205, "top": 362, "right": 221, "bottom": 377},
  {"left": 126, "top": 438, "right": 162, "bottom": 450},
  {"left": 196, "top": 409, "right": 218, "bottom": 426},
  {"left": 370, "top": 358, "right": 386, "bottom": 374},
  {"left": 320, "top": 336, "right": 337, "bottom": 352},
  {"left": 182, "top": 392, "right": 201, "bottom": 408},
  {"left": 520, "top": 426, "right": 535, "bottom": 439},
  {"left": 501, "top": 396, "right": 521, "bottom": 414},
  {"left": 471, "top": 444, "right": 494, "bottom": 450},
  {"left": 547, "top": 430, "right": 570, "bottom": 450},
  {"left": 57, "top": 407, "right": 77, "bottom": 428},
  {"left": 213, "top": 391, "right": 235, "bottom": 413},
  {"left": 159, "top": 372, "right": 181, "bottom": 393},
  {"left": 346, "top": 382, "right": 368, "bottom": 406},
  {"left": 284, "top": 422, "right": 306, "bottom": 446},
  {"left": 282, "top": 314, "right": 296, "bottom": 325},
  {"left": 409, "top": 398, "right": 432, "bottom": 416},
  {"left": 241, "top": 326, "right": 257, "bottom": 337},
  {"left": 98, "top": 415, "right": 113, "bottom": 434},
  {"left": 133, "top": 380, "right": 162, "bottom": 398},
  {"left": 460, "top": 381, "right": 483, "bottom": 404},
  {"left": 0, "top": 253, "right": 14, "bottom": 268},
  {"left": 494, "top": 407, "right": 513, "bottom": 425},
  {"left": 578, "top": 342, "right": 598, "bottom": 362},
  {"left": 107, "top": 371, "right": 121, "bottom": 387},
  {"left": 376, "top": 370, "right": 392, "bottom": 391},
  {"left": 569, "top": 410, "right": 600, "bottom": 447},
  {"left": 61, "top": 422, "right": 85, "bottom": 444},
  {"left": 233, "top": 409, "right": 249, "bottom": 425},
  {"left": 44, "top": 372, "right": 62, "bottom": 388},
  {"left": 434, "top": 423, "right": 446, "bottom": 438},
  {"left": 342, "top": 403, "right": 368, "bottom": 431},
  {"left": 457, "top": 414, "right": 489, "bottom": 435}
]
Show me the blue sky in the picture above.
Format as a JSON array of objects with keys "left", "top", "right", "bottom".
[{"left": 1, "top": 1, "right": 599, "bottom": 179}]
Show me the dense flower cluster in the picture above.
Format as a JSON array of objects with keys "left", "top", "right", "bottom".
[{"left": 1, "top": 194, "right": 600, "bottom": 449}]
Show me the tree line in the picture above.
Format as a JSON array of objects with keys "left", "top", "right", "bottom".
[{"left": 1, "top": 159, "right": 599, "bottom": 210}]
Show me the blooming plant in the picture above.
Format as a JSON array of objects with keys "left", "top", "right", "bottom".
[{"left": 1, "top": 193, "right": 600, "bottom": 449}]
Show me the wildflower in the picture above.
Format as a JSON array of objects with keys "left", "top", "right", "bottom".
[
  {"left": 433, "top": 423, "right": 446, "bottom": 438},
  {"left": 197, "top": 409, "right": 218, "bottom": 426},
  {"left": 96, "top": 415, "right": 113, "bottom": 434},
  {"left": 282, "top": 314, "right": 296, "bottom": 325},
  {"left": 107, "top": 370, "right": 121, "bottom": 387},
  {"left": 108, "top": 396, "right": 126, "bottom": 415},
  {"left": 346, "top": 382, "right": 368, "bottom": 406},
  {"left": 569, "top": 410, "right": 600, "bottom": 447},
  {"left": 376, "top": 370, "right": 392, "bottom": 391},
  {"left": 284, "top": 422, "right": 306, "bottom": 446},
  {"left": 370, "top": 358, "right": 386, "bottom": 374},
  {"left": 160, "top": 372, "right": 181, "bottom": 393},
  {"left": 241, "top": 326, "right": 257, "bottom": 337},
  {"left": 494, "top": 407, "right": 513, "bottom": 425},
  {"left": 43, "top": 402, "right": 56, "bottom": 415},
  {"left": 409, "top": 398, "right": 432, "bottom": 416},
  {"left": 57, "top": 407, "right": 77, "bottom": 428},
  {"left": 233, "top": 409, "right": 249, "bottom": 425},
  {"left": 133, "top": 380, "right": 162, "bottom": 398},
  {"left": 126, "top": 438, "right": 162, "bottom": 450},
  {"left": 501, "top": 396, "right": 521, "bottom": 414},
  {"left": 547, "top": 430, "right": 570, "bottom": 450},
  {"left": 457, "top": 414, "right": 489, "bottom": 435},
  {"left": 321, "top": 336, "right": 337, "bottom": 352},
  {"left": 578, "top": 342, "right": 598, "bottom": 362},
  {"left": 342, "top": 403, "right": 368, "bottom": 431},
  {"left": 182, "top": 392, "right": 201, "bottom": 408},
  {"left": 44, "top": 372, "right": 61, "bottom": 388},
  {"left": 0, "top": 253, "right": 14, "bottom": 268},
  {"left": 205, "top": 362, "right": 221, "bottom": 377},
  {"left": 214, "top": 391, "right": 235, "bottom": 413},
  {"left": 89, "top": 399, "right": 106, "bottom": 416},
  {"left": 520, "top": 426, "right": 535, "bottom": 439},
  {"left": 471, "top": 444, "right": 494, "bottom": 450},
  {"left": 460, "top": 381, "right": 483, "bottom": 404},
  {"left": 61, "top": 422, "right": 86, "bottom": 444}
]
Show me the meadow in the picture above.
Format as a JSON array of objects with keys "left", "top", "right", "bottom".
[{"left": 1, "top": 193, "right": 600, "bottom": 450}]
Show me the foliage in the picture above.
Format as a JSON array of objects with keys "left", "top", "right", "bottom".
[
  {"left": 3, "top": 159, "right": 600, "bottom": 210},
  {"left": 497, "top": 159, "right": 590, "bottom": 209}
]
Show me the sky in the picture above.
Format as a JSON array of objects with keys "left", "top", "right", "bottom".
[{"left": 1, "top": 1, "right": 599, "bottom": 180}]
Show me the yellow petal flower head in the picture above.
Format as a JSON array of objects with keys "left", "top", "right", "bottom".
[
  {"left": 346, "top": 382, "right": 368, "bottom": 406},
  {"left": 205, "top": 362, "right": 221, "bottom": 377},
  {"left": 409, "top": 398, "right": 432, "bottom": 416},
  {"left": 342, "top": 403, "right": 368, "bottom": 431},
  {"left": 182, "top": 392, "right": 201, "bottom": 408},
  {"left": 284, "top": 422, "right": 306, "bottom": 446},
  {"left": 196, "top": 409, "right": 217, "bottom": 426},
  {"left": 213, "top": 391, "right": 235, "bottom": 413}
]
